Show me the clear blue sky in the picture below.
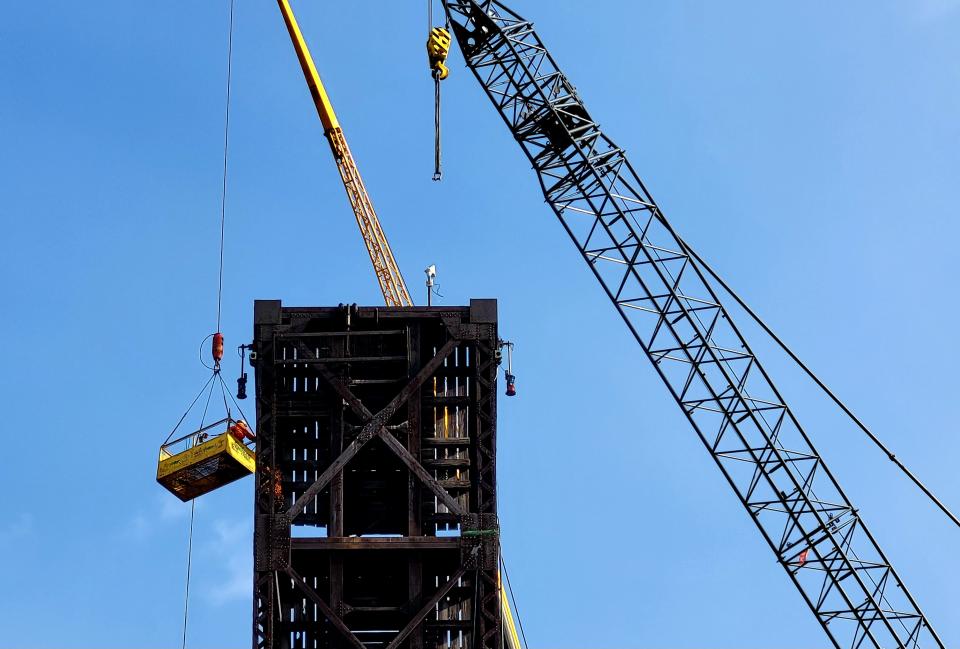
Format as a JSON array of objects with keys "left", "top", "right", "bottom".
[{"left": 1, "top": 1, "right": 958, "bottom": 647}]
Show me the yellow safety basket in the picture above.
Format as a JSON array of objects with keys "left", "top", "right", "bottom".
[{"left": 157, "top": 417, "right": 256, "bottom": 502}]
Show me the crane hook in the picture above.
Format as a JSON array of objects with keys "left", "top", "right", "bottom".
[{"left": 427, "top": 26, "right": 451, "bottom": 181}]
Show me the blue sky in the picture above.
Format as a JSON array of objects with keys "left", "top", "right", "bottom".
[{"left": 1, "top": 1, "right": 958, "bottom": 647}]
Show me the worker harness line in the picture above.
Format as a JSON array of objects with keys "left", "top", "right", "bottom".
[{"left": 676, "top": 232, "right": 960, "bottom": 533}]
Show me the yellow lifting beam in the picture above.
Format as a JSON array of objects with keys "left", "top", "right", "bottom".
[{"left": 276, "top": 0, "right": 413, "bottom": 307}]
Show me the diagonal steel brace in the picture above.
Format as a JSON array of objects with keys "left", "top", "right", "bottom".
[
  {"left": 284, "top": 565, "right": 366, "bottom": 649},
  {"left": 287, "top": 339, "right": 463, "bottom": 518}
]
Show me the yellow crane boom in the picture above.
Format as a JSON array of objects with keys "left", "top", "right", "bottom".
[
  {"left": 274, "top": 5, "right": 525, "bottom": 642},
  {"left": 276, "top": 0, "right": 413, "bottom": 307}
]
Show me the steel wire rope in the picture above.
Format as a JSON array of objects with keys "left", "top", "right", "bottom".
[
  {"left": 493, "top": 475, "right": 527, "bottom": 647},
  {"left": 672, "top": 232, "right": 952, "bottom": 637},
  {"left": 182, "top": 501, "right": 197, "bottom": 649},
  {"left": 216, "top": 0, "right": 237, "bottom": 333},
  {"left": 428, "top": 0, "right": 448, "bottom": 181},
  {"left": 199, "top": 333, "right": 218, "bottom": 371},
  {"left": 215, "top": 371, "right": 232, "bottom": 420},
  {"left": 500, "top": 554, "right": 529, "bottom": 649},
  {"left": 644, "top": 216, "right": 922, "bottom": 634},
  {"left": 217, "top": 371, "right": 251, "bottom": 424},
  {"left": 675, "top": 234, "right": 960, "bottom": 532},
  {"left": 471, "top": 571, "right": 479, "bottom": 647},
  {"left": 181, "top": 1, "right": 238, "bottom": 647},
  {"left": 434, "top": 68, "right": 442, "bottom": 181},
  {"left": 625, "top": 208, "right": 915, "bottom": 634},
  {"left": 180, "top": 368, "right": 220, "bottom": 649},
  {"left": 164, "top": 372, "right": 217, "bottom": 445}
]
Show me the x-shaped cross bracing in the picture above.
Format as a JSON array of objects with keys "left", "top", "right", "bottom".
[
  {"left": 286, "top": 337, "right": 465, "bottom": 519},
  {"left": 276, "top": 337, "right": 470, "bottom": 647}
]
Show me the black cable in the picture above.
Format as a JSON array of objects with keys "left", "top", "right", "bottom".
[
  {"left": 198, "top": 333, "right": 217, "bottom": 371},
  {"left": 164, "top": 373, "right": 217, "bottom": 445},
  {"left": 198, "top": 373, "right": 217, "bottom": 433},
  {"left": 677, "top": 234, "right": 960, "bottom": 532},
  {"left": 217, "top": 371, "right": 251, "bottom": 424},
  {"left": 218, "top": 373, "right": 232, "bottom": 421},
  {"left": 428, "top": 0, "right": 444, "bottom": 181},
  {"left": 471, "top": 571, "right": 479, "bottom": 647},
  {"left": 181, "top": 500, "right": 196, "bottom": 649},
  {"left": 501, "top": 555, "right": 529, "bottom": 649},
  {"left": 216, "top": 0, "right": 237, "bottom": 333},
  {"left": 181, "top": 10, "right": 237, "bottom": 645},
  {"left": 433, "top": 72, "right": 442, "bottom": 181},
  {"left": 178, "top": 365, "right": 217, "bottom": 649}
]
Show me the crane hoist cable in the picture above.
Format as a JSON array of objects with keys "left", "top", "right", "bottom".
[
  {"left": 172, "top": 1, "right": 239, "bottom": 647},
  {"left": 276, "top": 0, "right": 413, "bottom": 307},
  {"left": 215, "top": 0, "right": 236, "bottom": 334}
]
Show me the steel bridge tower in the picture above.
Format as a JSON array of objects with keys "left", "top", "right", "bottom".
[{"left": 252, "top": 300, "right": 502, "bottom": 649}]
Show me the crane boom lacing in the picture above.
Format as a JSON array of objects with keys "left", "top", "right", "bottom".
[{"left": 440, "top": 1, "right": 945, "bottom": 647}]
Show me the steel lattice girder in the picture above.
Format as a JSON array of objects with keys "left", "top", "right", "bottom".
[{"left": 441, "top": 2, "right": 943, "bottom": 648}]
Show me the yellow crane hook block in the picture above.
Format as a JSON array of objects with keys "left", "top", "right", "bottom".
[
  {"left": 427, "top": 27, "right": 451, "bottom": 80},
  {"left": 157, "top": 417, "right": 256, "bottom": 502}
]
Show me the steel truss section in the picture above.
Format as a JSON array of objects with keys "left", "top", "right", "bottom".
[
  {"left": 441, "top": 2, "right": 943, "bottom": 647},
  {"left": 253, "top": 300, "right": 501, "bottom": 649}
]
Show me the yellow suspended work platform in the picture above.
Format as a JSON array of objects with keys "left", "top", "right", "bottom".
[{"left": 157, "top": 417, "right": 255, "bottom": 502}]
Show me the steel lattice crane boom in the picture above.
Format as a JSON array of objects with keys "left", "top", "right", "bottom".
[
  {"left": 439, "top": 1, "right": 944, "bottom": 647},
  {"left": 277, "top": 0, "right": 413, "bottom": 307}
]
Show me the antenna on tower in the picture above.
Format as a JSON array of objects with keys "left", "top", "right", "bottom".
[{"left": 425, "top": 265, "right": 437, "bottom": 306}]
